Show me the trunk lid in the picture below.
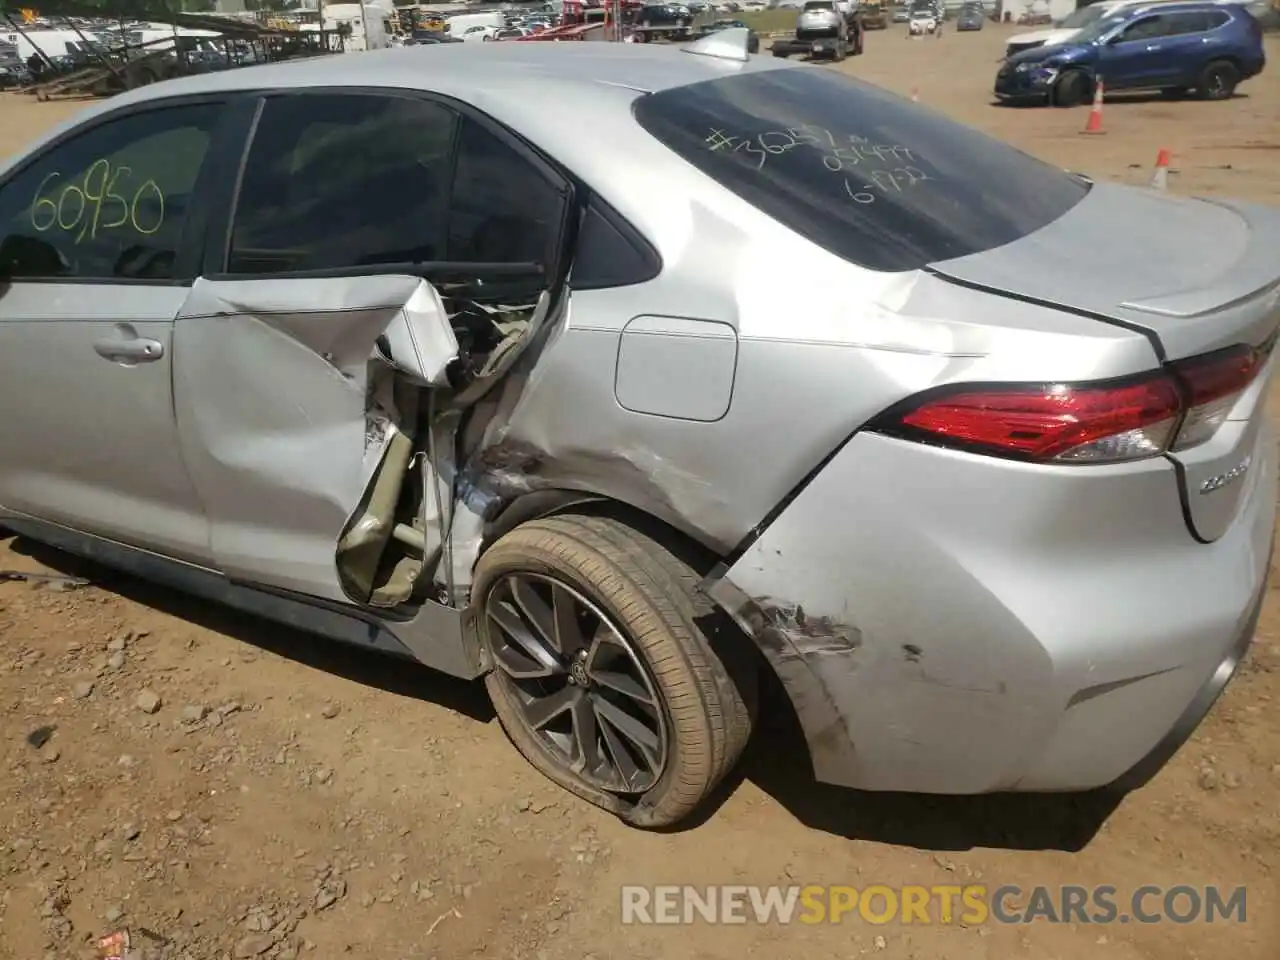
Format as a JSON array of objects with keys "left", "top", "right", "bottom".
[
  {"left": 929, "top": 180, "right": 1280, "bottom": 543},
  {"left": 929, "top": 181, "right": 1280, "bottom": 362}
]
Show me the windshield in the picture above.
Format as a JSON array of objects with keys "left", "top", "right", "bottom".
[
  {"left": 633, "top": 69, "right": 1089, "bottom": 272},
  {"left": 1057, "top": 3, "right": 1111, "bottom": 28}
]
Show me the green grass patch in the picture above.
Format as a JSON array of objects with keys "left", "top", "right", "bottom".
[{"left": 739, "top": 9, "right": 800, "bottom": 34}]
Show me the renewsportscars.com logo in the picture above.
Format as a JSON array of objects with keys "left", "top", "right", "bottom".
[{"left": 620, "top": 884, "right": 1249, "bottom": 926}]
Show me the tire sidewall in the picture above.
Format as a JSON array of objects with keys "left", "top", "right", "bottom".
[
  {"left": 474, "top": 538, "right": 693, "bottom": 826},
  {"left": 1054, "top": 69, "right": 1088, "bottom": 107},
  {"left": 1199, "top": 61, "right": 1238, "bottom": 100}
]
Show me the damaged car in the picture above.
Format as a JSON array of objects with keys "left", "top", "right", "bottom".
[{"left": 0, "top": 33, "right": 1276, "bottom": 828}]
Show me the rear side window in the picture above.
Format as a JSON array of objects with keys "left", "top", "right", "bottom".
[
  {"left": 226, "top": 93, "right": 566, "bottom": 278},
  {"left": 1166, "top": 11, "right": 1211, "bottom": 33},
  {"left": 633, "top": 68, "right": 1090, "bottom": 272},
  {"left": 228, "top": 93, "right": 457, "bottom": 274}
]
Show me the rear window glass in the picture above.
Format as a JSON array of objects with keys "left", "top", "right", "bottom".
[{"left": 632, "top": 68, "right": 1090, "bottom": 272}]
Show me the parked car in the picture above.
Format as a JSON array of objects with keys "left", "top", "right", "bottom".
[
  {"left": 861, "top": 0, "right": 890, "bottom": 28},
  {"left": 0, "top": 60, "right": 28, "bottom": 89},
  {"left": 456, "top": 23, "right": 499, "bottom": 41},
  {"left": 408, "top": 29, "right": 465, "bottom": 43},
  {"left": 1, "top": 42, "right": 1276, "bottom": 829},
  {"left": 693, "top": 17, "right": 761, "bottom": 50},
  {"left": 907, "top": 0, "right": 939, "bottom": 33},
  {"left": 1004, "top": 0, "right": 1242, "bottom": 57},
  {"left": 1006, "top": 0, "right": 1130, "bottom": 56},
  {"left": 995, "top": 1, "right": 1265, "bottom": 105},
  {"left": 892, "top": 4, "right": 910, "bottom": 20},
  {"left": 637, "top": 2, "right": 694, "bottom": 32},
  {"left": 955, "top": 1, "right": 985, "bottom": 29}
]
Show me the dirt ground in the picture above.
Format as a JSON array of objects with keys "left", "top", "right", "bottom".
[{"left": 3, "top": 26, "right": 1279, "bottom": 960}]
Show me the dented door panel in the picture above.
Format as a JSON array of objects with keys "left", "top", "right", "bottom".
[{"left": 172, "top": 274, "right": 458, "bottom": 602}]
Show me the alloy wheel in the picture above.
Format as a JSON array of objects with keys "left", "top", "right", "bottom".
[{"left": 484, "top": 572, "right": 669, "bottom": 795}]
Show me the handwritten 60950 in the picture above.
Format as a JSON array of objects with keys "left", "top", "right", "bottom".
[{"left": 29, "top": 159, "right": 166, "bottom": 244}]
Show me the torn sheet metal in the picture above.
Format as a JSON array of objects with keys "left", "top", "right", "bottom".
[
  {"left": 376, "top": 280, "right": 459, "bottom": 387},
  {"left": 172, "top": 275, "right": 458, "bottom": 603},
  {"left": 704, "top": 574, "right": 862, "bottom": 783}
]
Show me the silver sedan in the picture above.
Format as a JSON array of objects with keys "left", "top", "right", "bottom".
[{"left": 0, "top": 33, "right": 1275, "bottom": 828}]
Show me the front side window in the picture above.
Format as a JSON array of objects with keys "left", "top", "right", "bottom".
[
  {"left": 0, "top": 102, "right": 220, "bottom": 281},
  {"left": 633, "top": 69, "right": 1089, "bottom": 273},
  {"left": 1117, "top": 14, "right": 1172, "bottom": 41},
  {"left": 227, "top": 93, "right": 457, "bottom": 274},
  {"left": 1073, "top": 13, "right": 1129, "bottom": 42}
]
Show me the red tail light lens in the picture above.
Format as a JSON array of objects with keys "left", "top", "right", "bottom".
[
  {"left": 1170, "top": 344, "right": 1268, "bottom": 451},
  {"left": 878, "top": 343, "right": 1269, "bottom": 464}
]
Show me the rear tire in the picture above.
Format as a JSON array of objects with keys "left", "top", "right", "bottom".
[
  {"left": 1197, "top": 59, "right": 1238, "bottom": 100},
  {"left": 1053, "top": 69, "right": 1090, "bottom": 107},
  {"left": 475, "top": 514, "right": 757, "bottom": 829}
]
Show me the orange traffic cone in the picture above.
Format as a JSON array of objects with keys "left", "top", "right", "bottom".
[
  {"left": 910, "top": 86, "right": 919, "bottom": 102},
  {"left": 1082, "top": 76, "right": 1105, "bottom": 134},
  {"left": 1150, "top": 148, "right": 1171, "bottom": 190}
]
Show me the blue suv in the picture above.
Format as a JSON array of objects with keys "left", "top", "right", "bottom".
[{"left": 995, "top": 1, "right": 1265, "bottom": 105}]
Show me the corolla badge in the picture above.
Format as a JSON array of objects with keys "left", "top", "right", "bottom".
[{"left": 1199, "top": 456, "right": 1251, "bottom": 495}]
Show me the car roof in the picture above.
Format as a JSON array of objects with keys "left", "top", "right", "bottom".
[
  {"left": 1102, "top": 0, "right": 1243, "bottom": 10},
  {"left": 1110, "top": 0, "right": 1244, "bottom": 16},
  {"left": 9, "top": 43, "right": 793, "bottom": 199},
  {"left": 2, "top": 42, "right": 810, "bottom": 261},
  {"left": 107, "top": 40, "right": 788, "bottom": 108}
]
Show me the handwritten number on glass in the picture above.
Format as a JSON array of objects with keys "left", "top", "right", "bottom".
[
  {"left": 704, "top": 128, "right": 770, "bottom": 170},
  {"left": 703, "top": 126, "right": 931, "bottom": 206},
  {"left": 843, "top": 180, "right": 876, "bottom": 205},
  {"left": 30, "top": 160, "right": 165, "bottom": 242}
]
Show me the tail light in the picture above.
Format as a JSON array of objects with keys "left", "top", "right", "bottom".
[
  {"left": 1170, "top": 344, "right": 1268, "bottom": 451},
  {"left": 873, "top": 342, "right": 1271, "bottom": 464}
]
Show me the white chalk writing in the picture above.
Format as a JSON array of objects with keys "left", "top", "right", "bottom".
[{"left": 702, "top": 125, "right": 928, "bottom": 205}]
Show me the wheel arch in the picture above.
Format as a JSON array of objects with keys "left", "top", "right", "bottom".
[
  {"left": 1052, "top": 66, "right": 1093, "bottom": 106},
  {"left": 472, "top": 489, "right": 784, "bottom": 716},
  {"left": 479, "top": 488, "right": 724, "bottom": 581},
  {"left": 1200, "top": 54, "right": 1243, "bottom": 79}
]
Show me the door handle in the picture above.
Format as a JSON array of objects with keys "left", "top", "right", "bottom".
[
  {"left": 1145, "top": 43, "right": 1161, "bottom": 50},
  {"left": 93, "top": 337, "right": 165, "bottom": 363}
]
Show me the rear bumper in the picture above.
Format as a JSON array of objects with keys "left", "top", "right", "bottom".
[
  {"left": 706, "top": 425, "right": 1276, "bottom": 794},
  {"left": 774, "top": 37, "right": 841, "bottom": 55}
]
